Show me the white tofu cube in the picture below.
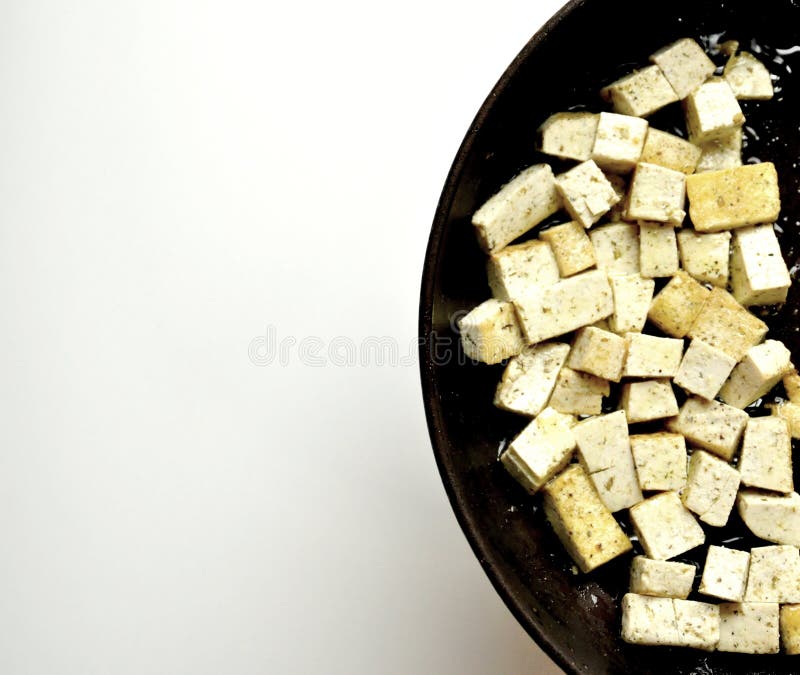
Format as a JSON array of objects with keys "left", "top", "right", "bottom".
[
  {"left": 626, "top": 163, "right": 686, "bottom": 224},
  {"left": 458, "top": 299, "right": 526, "bottom": 365},
  {"left": 673, "top": 338, "right": 737, "bottom": 399},
  {"left": 730, "top": 224, "right": 791, "bottom": 306},
  {"left": 608, "top": 274, "right": 655, "bottom": 334},
  {"left": 685, "top": 79, "right": 745, "bottom": 144},
  {"left": 548, "top": 367, "right": 609, "bottom": 416},
  {"left": 686, "top": 287, "right": 768, "bottom": 361},
  {"left": 605, "top": 172, "right": 629, "bottom": 222},
  {"left": 567, "top": 326, "right": 627, "bottom": 382},
  {"left": 737, "top": 490, "right": 800, "bottom": 547},
  {"left": 500, "top": 407, "right": 577, "bottom": 494},
  {"left": 718, "top": 603, "right": 780, "bottom": 654},
  {"left": 696, "top": 128, "right": 743, "bottom": 173},
  {"left": 650, "top": 38, "right": 716, "bottom": 99},
  {"left": 630, "top": 491, "right": 705, "bottom": 560},
  {"left": 538, "top": 111, "right": 599, "bottom": 161},
  {"left": 493, "top": 343, "right": 570, "bottom": 417},
  {"left": 769, "top": 401, "right": 800, "bottom": 440},
  {"left": 744, "top": 545, "right": 800, "bottom": 603},
  {"left": 542, "top": 464, "right": 632, "bottom": 572},
  {"left": 514, "top": 269, "right": 614, "bottom": 344},
  {"left": 621, "top": 379, "right": 678, "bottom": 424},
  {"left": 472, "top": 164, "right": 561, "bottom": 253},
  {"left": 739, "top": 416, "right": 793, "bottom": 493},
  {"left": 682, "top": 450, "right": 740, "bottom": 527},
  {"left": 589, "top": 223, "right": 640, "bottom": 275},
  {"left": 622, "top": 594, "right": 720, "bottom": 651},
  {"left": 648, "top": 270, "right": 711, "bottom": 338},
  {"left": 699, "top": 546, "right": 750, "bottom": 602},
  {"left": 555, "top": 160, "right": 620, "bottom": 229},
  {"left": 630, "top": 432, "right": 687, "bottom": 492},
  {"left": 724, "top": 51, "right": 774, "bottom": 100},
  {"left": 630, "top": 556, "right": 695, "bottom": 599},
  {"left": 638, "top": 222, "right": 680, "bottom": 277},
  {"left": 676, "top": 229, "right": 731, "bottom": 287},
  {"left": 623, "top": 333, "right": 683, "bottom": 378},
  {"left": 665, "top": 397, "right": 748, "bottom": 461},
  {"left": 539, "top": 221, "right": 596, "bottom": 277},
  {"left": 486, "top": 239, "right": 560, "bottom": 303},
  {"left": 685, "top": 162, "right": 781, "bottom": 233},
  {"left": 780, "top": 605, "right": 800, "bottom": 654},
  {"left": 573, "top": 410, "right": 642, "bottom": 513},
  {"left": 602, "top": 66, "right": 679, "bottom": 117},
  {"left": 719, "top": 339, "right": 792, "bottom": 409},
  {"left": 591, "top": 112, "right": 648, "bottom": 173},
  {"left": 640, "top": 128, "right": 701, "bottom": 175}
]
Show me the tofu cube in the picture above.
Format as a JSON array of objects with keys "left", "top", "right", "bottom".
[
  {"left": 685, "top": 162, "right": 781, "bottom": 233},
  {"left": 567, "top": 326, "right": 627, "bottom": 382},
  {"left": 538, "top": 111, "right": 599, "bottom": 161},
  {"left": 650, "top": 38, "right": 716, "bottom": 99},
  {"left": 472, "top": 164, "right": 561, "bottom": 253},
  {"left": 623, "top": 333, "right": 683, "bottom": 378},
  {"left": 630, "top": 491, "right": 705, "bottom": 560},
  {"left": 647, "top": 270, "right": 710, "bottom": 338},
  {"left": 555, "top": 160, "right": 620, "bottom": 229},
  {"left": 621, "top": 380, "right": 678, "bottom": 424},
  {"left": 573, "top": 410, "right": 642, "bottom": 512},
  {"left": 665, "top": 397, "right": 749, "bottom": 461},
  {"left": 719, "top": 339, "right": 792, "bottom": 409},
  {"left": 673, "top": 338, "right": 737, "bottom": 399},
  {"left": 591, "top": 112, "right": 648, "bottom": 173},
  {"left": 626, "top": 163, "right": 686, "bottom": 224},
  {"left": 500, "top": 407, "right": 577, "bottom": 494},
  {"left": 605, "top": 172, "right": 629, "bottom": 222},
  {"left": 630, "top": 556, "right": 695, "bottom": 599},
  {"left": 718, "top": 603, "right": 780, "bottom": 654},
  {"left": 458, "top": 299, "right": 526, "bottom": 364},
  {"left": 486, "top": 239, "right": 560, "bottom": 302},
  {"left": 601, "top": 65, "right": 679, "bottom": 117},
  {"left": 494, "top": 343, "right": 570, "bottom": 417},
  {"left": 676, "top": 229, "right": 731, "bottom": 287},
  {"left": 640, "top": 128, "right": 702, "bottom": 175},
  {"left": 696, "top": 127, "right": 743, "bottom": 173},
  {"left": 639, "top": 222, "right": 680, "bottom": 277},
  {"left": 622, "top": 594, "right": 720, "bottom": 650},
  {"left": 608, "top": 274, "right": 655, "bottom": 334},
  {"left": 685, "top": 78, "right": 745, "bottom": 143},
  {"left": 739, "top": 416, "right": 793, "bottom": 493},
  {"left": 724, "top": 51, "right": 774, "bottom": 100},
  {"left": 769, "top": 401, "right": 800, "bottom": 440},
  {"left": 630, "top": 432, "right": 687, "bottom": 491},
  {"left": 542, "top": 463, "right": 632, "bottom": 572},
  {"left": 686, "top": 287, "right": 768, "bottom": 361},
  {"left": 682, "top": 450, "right": 740, "bottom": 527},
  {"left": 780, "top": 605, "right": 800, "bottom": 655},
  {"left": 784, "top": 368, "right": 800, "bottom": 405},
  {"left": 548, "top": 367, "right": 609, "bottom": 416},
  {"left": 744, "top": 545, "right": 800, "bottom": 603},
  {"left": 737, "top": 490, "right": 800, "bottom": 547},
  {"left": 589, "top": 223, "right": 640, "bottom": 275},
  {"left": 539, "top": 221, "right": 596, "bottom": 277},
  {"left": 514, "top": 270, "right": 614, "bottom": 344},
  {"left": 730, "top": 224, "right": 791, "bottom": 306},
  {"left": 699, "top": 546, "right": 750, "bottom": 602}
]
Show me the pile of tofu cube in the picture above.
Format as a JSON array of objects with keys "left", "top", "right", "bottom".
[{"left": 458, "top": 37, "right": 800, "bottom": 653}]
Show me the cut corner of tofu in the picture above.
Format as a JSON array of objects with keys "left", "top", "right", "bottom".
[{"left": 724, "top": 51, "right": 774, "bottom": 100}]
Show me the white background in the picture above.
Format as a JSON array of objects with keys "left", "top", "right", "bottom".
[{"left": 0, "top": 1, "right": 566, "bottom": 673}]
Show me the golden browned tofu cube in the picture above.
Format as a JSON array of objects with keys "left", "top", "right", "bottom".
[
  {"left": 542, "top": 464, "right": 632, "bottom": 573},
  {"left": 647, "top": 270, "right": 710, "bottom": 338},
  {"left": 539, "top": 221, "right": 597, "bottom": 277},
  {"left": 685, "top": 163, "right": 781, "bottom": 232},
  {"left": 686, "top": 287, "right": 768, "bottom": 361},
  {"left": 781, "top": 604, "right": 800, "bottom": 655}
]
